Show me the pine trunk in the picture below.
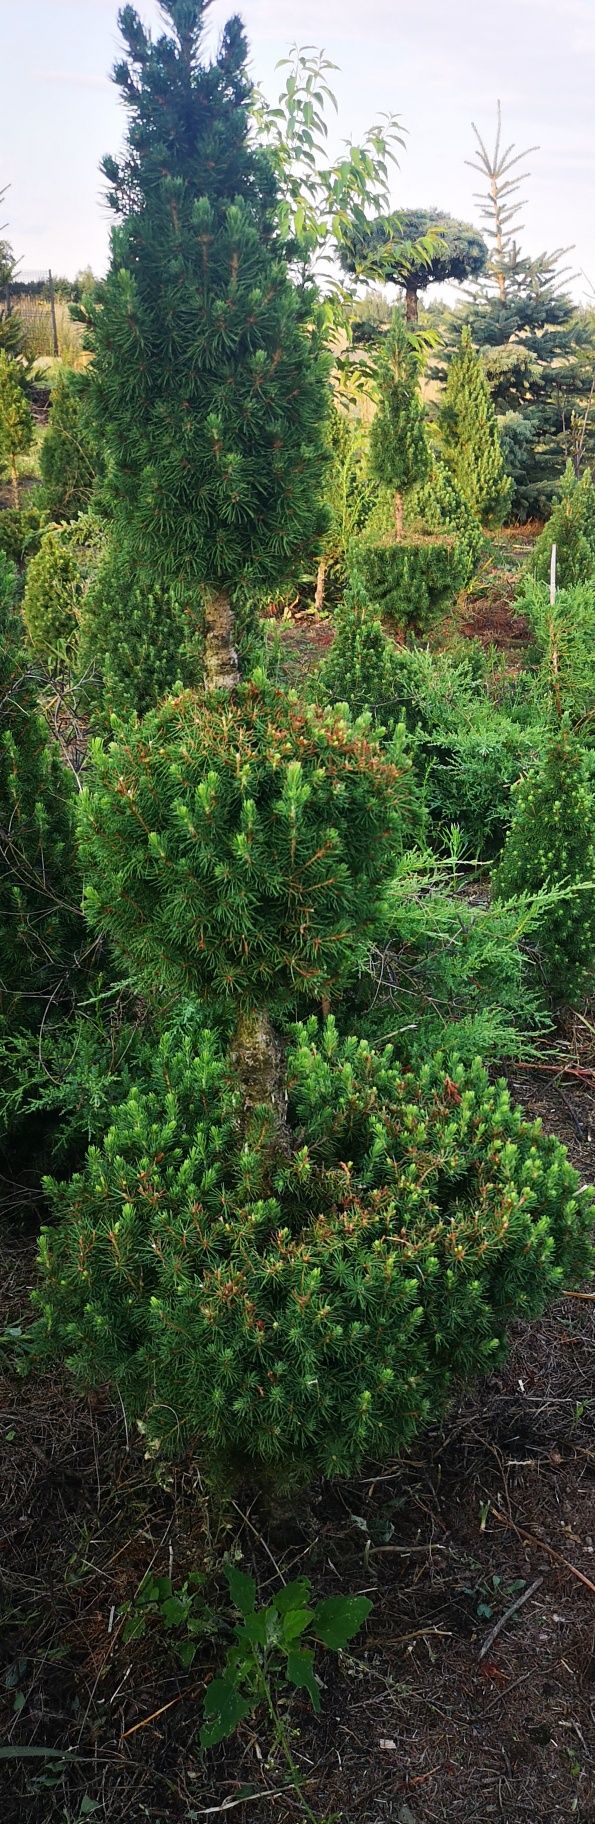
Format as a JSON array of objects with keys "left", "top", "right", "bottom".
[
  {"left": 394, "top": 491, "right": 404, "bottom": 541},
  {"left": 203, "top": 588, "right": 239, "bottom": 693},
  {"left": 205, "top": 597, "right": 291, "bottom": 1156},
  {"left": 230, "top": 1007, "right": 291, "bottom": 1153},
  {"left": 314, "top": 557, "right": 327, "bottom": 614},
  {"left": 10, "top": 457, "right": 19, "bottom": 510}
]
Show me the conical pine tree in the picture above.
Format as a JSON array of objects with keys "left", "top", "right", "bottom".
[
  {"left": 369, "top": 314, "right": 430, "bottom": 538},
  {"left": 0, "top": 350, "right": 34, "bottom": 509},
  {"left": 495, "top": 719, "right": 595, "bottom": 1004},
  {"left": 440, "top": 326, "right": 511, "bottom": 526},
  {"left": 85, "top": 0, "right": 330, "bottom": 706}
]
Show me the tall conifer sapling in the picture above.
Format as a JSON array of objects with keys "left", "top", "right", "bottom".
[{"left": 87, "top": 0, "right": 330, "bottom": 702}]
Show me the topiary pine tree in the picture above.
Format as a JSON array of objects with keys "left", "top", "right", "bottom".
[
  {"left": 495, "top": 719, "right": 595, "bottom": 1004},
  {"left": 79, "top": 675, "right": 417, "bottom": 1028},
  {"left": 0, "top": 350, "right": 34, "bottom": 508},
  {"left": 439, "top": 326, "right": 512, "bottom": 526},
  {"left": 84, "top": 0, "right": 330, "bottom": 709},
  {"left": 40, "top": 369, "right": 100, "bottom": 522},
  {"left": 354, "top": 317, "right": 465, "bottom": 628},
  {"left": 368, "top": 314, "right": 430, "bottom": 539},
  {"left": 340, "top": 207, "right": 487, "bottom": 324}
]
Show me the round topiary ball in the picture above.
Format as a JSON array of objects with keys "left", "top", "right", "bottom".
[{"left": 78, "top": 674, "right": 420, "bottom": 1018}]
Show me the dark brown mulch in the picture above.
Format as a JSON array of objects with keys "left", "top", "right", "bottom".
[{"left": 1, "top": 1062, "right": 593, "bottom": 1824}]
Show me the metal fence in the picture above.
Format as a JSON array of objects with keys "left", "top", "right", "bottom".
[{"left": 2, "top": 270, "right": 81, "bottom": 360}]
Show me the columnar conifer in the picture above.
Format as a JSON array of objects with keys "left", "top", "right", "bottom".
[
  {"left": 85, "top": 0, "right": 330, "bottom": 706},
  {"left": 439, "top": 326, "right": 512, "bottom": 526}
]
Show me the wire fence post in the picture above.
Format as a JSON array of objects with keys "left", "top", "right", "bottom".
[{"left": 48, "top": 269, "right": 59, "bottom": 357}]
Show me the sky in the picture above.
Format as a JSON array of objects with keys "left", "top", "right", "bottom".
[{"left": 1, "top": 0, "right": 594, "bottom": 297}]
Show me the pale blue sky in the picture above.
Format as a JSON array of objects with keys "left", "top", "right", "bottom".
[{"left": 1, "top": 0, "right": 594, "bottom": 294}]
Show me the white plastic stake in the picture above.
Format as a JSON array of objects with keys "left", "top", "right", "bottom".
[{"left": 549, "top": 541, "right": 557, "bottom": 605}]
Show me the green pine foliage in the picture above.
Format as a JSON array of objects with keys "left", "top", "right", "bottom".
[
  {"left": 40, "top": 369, "right": 99, "bottom": 522},
  {"left": 440, "top": 327, "right": 512, "bottom": 526},
  {"left": 410, "top": 451, "right": 484, "bottom": 589},
  {"left": 519, "top": 575, "right": 595, "bottom": 732},
  {"left": 339, "top": 207, "right": 487, "bottom": 321},
  {"left": 438, "top": 107, "right": 595, "bottom": 517},
  {"left": 84, "top": 0, "right": 330, "bottom": 704},
  {"left": 0, "top": 350, "right": 34, "bottom": 508},
  {"left": 530, "top": 462, "right": 595, "bottom": 589},
  {"left": 0, "top": 504, "right": 44, "bottom": 569},
  {"left": 356, "top": 532, "right": 462, "bottom": 631},
  {"left": 23, "top": 514, "right": 104, "bottom": 671},
  {"left": 314, "top": 585, "right": 407, "bottom": 726},
  {"left": 315, "top": 402, "right": 373, "bottom": 606},
  {"left": 36, "top": 1012, "right": 594, "bottom": 1479},
  {"left": 368, "top": 315, "right": 430, "bottom": 520},
  {"left": 78, "top": 546, "right": 204, "bottom": 718},
  {"left": 0, "top": 551, "right": 81, "bottom": 1029},
  {"left": 356, "top": 320, "right": 466, "bottom": 627},
  {"left": 351, "top": 856, "right": 551, "bottom": 1066},
  {"left": 314, "top": 598, "right": 542, "bottom": 856},
  {"left": 78, "top": 674, "right": 417, "bottom": 1019},
  {"left": 495, "top": 721, "right": 595, "bottom": 1003}
]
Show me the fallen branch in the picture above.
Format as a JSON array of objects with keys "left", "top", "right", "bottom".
[
  {"left": 508, "top": 1061, "right": 595, "bottom": 1083},
  {"left": 563, "top": 1290, "right": 595, "bottom": 1302},
  {"left": 479, "top": 1575, "right": 544, "bottom": 1659}
]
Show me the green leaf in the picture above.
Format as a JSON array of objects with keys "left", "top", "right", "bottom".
[
  {"left": 312, "top": 1595, "right": 372, "bottom": 1650},
  {"left": 273, "top": 1578, "right": 312, "bottom": 1616},
  {"left": 281, "top": 1608, "right": 314, "bottom": 1642},
  {"left": 160, "top": 1594, "right": 188, "bottom": 1629},
  {"left": 225, "top": 1563, "right": 256, "bottom": 1617},
  {"left": 285, "top": 1648, "right": 320, "bottom": 1713},
  {"left": 200, "top": 1678, "right": 252, "bottom": 1748},
  {"left": 235, "top": 1610, "right": 271, "bottom": 1647},
  {"left": 175, "top": 1639, "right": 196, "bottom": 1670}
]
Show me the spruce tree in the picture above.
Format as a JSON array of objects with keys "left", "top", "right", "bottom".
[
  {"left": 85, "top": 0, "right": 330, "bottom": 707},
  {"left": 448, "top": 105, "right": 595, "bottom": 517},
  {"left": 439, "top": 326, "right": 512, "bottom": 526}
]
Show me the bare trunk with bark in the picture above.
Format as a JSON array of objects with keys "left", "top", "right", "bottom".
[
  {"left": 405, "top": 285, "right": 418, "bottom": 325},
  {"left": 203, "top": 588, "right": 239, "bottom": 693},
  {"left": 315, "top": 557, "right": 327, "bottom": 614},
  {"left": 230, "top": 1008, "right": 291, "bottom": 1152},
  {"left": 394, "top": 491, "right": 404, "bottom": 541},
  {"left": 10, "top": 458, "right": 19, "bottom": 510},
  {"left": 204, "top": 592, "right": 291, "bottom": 1156}
]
